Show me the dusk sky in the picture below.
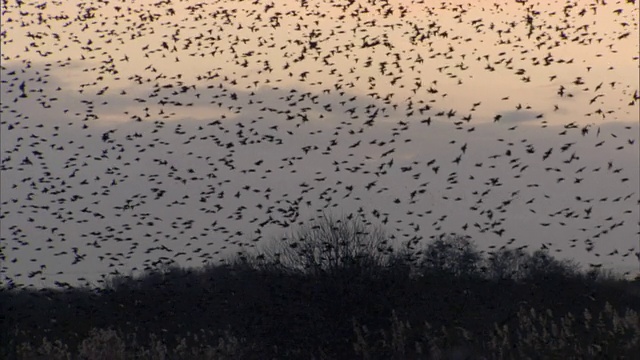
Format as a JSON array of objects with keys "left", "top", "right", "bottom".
[{"left": 1, "top": 0, "right": 638, "bottom": 288}]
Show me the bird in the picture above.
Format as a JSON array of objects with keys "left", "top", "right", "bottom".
[{"left": 0, "top": 0, "right": 636, "bottom": 293}]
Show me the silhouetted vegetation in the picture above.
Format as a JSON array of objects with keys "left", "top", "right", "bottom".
[{"left": 2, "top": 215, "right": 639, "bottom": 359}]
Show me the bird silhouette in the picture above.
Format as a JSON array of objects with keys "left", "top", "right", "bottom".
[{"left": 0, "top": 0, "right": 637, "bottom": 290}]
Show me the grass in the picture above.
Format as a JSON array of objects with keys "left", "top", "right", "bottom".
[{"left": 10, "top": 301, "right": 640, "bottom": 360}]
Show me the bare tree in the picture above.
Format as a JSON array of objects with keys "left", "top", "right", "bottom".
[
  {"left": 420, "top": 234, "right": 482, "bottom": 277},
  {"left": 522, "top": 249, "right": 579, "bottom": 279},
  {"left": 259, "top": 213, "right": 392, "bottom": 276},
  {"left": 485, "top": 247, "right": 530, "bottom": 281}
]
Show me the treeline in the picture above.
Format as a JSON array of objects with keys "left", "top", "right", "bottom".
[{"left": 2, "top": 215, "right": 639, "bottom": 359}]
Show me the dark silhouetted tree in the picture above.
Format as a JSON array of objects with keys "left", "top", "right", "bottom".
[
  {"left": 522, "top": 249, "right": 579, "bottom": 280},
  {"left": 259, "top": 213, "right": 392, "bottom": 276},
  {"left": 485, "top": 247, "right": 530, "bottom": 281},
  {"left": 420, "top": 234, "right": 482, "bottom": 277}
]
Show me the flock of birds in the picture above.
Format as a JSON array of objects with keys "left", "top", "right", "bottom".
[{"left": 1, "top": 0, "right": 639, "bottom": 288}]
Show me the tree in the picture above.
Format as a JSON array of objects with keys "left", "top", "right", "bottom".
[
  {"left": 485, "top": 247, "right": 530, "bottom": 281},
  {"left": 259, "top": 213, "right": 392, "bottom": 276},
  {"left": 420, "top": 234, "right": 482, "bottom": 277},
  {"left": 522, "top": 249, "right": 579, "bottom": 280}
]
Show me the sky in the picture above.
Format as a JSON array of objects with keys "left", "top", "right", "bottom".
[{"left": 1, "top": 0, "right": 639, "bottom": 288}]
